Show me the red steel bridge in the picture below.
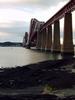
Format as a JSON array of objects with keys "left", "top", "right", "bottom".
[
  {"left": 27, "top": 0, "right": 75, "bottom": 54},
  {"left": 26, "top": 18, "right": 44, "bottom": 48}
]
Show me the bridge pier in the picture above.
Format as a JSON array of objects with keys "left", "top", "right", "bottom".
[
  {"left": 62, "top": 12, "right": 74, "bottom": 54},
  {"left": 41, "top": 29, "right": 46, "bottom": 51},
  {"left": 36, "top": 31, "right": 42, "bottom": 50},
  {"left": 45, "top": 25, "right": 52, "bottom": 51},
  {"left": 52, "top": 20, "right": 61, "bottom": 52}
]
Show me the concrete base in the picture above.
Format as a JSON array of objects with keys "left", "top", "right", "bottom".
[
  {"left": 51, "top": 50, "right": 61, "bottom": 53},
  {"left": 61, "top": 52, "right": 74, "bottom": 59},
  {"left": 40, "top": 48, "right": 45, "bottom": 52},
  {"left": 45, "top": 49, "right": 51, "bottom": 52},
  {"left": 36, "top": 48, "right": 41, "bottom": 50},
  {"left": 26, "top": 45, "right": 30, "bottom": 49}
]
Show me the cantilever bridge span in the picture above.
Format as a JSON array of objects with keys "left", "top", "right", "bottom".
[
  {"left": 28, "top": 18, "right": 44, "bottom": 47},
  {"left": 28, "top": 0, "right": 75, "bottom": 54}
]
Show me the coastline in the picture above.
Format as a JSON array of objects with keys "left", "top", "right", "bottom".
[{"left": 0, "top": 57, "right": 75, "bottom": 99}]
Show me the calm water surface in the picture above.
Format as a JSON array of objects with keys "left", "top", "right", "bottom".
[{"left": 0, "top": 47, "right": 63, "bottom": 68}]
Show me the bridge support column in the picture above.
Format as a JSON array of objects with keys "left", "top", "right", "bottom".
[
  {"left": 45, "top": 25, "right": 52, "bottom": 51},
  {"left": 36, "top": 31, "right": 42, "bottom": 49},
  {"left": 52, "top": 20, "right": 61, "bottom": 52},
  {"left": 41, "top": 28, "right": 46, "bottom": 50},
  {"left": 62, "top": 12, "right": 74, "bottom": 54}
]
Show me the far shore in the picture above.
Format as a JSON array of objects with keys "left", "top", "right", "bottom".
[{"left": 0, "top": 42, "right": 22, "bottom": 47}]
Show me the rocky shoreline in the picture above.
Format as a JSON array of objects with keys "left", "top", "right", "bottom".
[
  {"left": 0, "top": 94, "right": 75, "bottom": 100},
  {"left": 0, "top": 57, "right": 75, "bottom": 99}
]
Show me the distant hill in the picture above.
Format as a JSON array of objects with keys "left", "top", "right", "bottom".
[{"left": 0, "top": 42, "right": 22, "bottom": 47}]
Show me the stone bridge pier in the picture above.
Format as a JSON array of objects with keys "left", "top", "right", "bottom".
[
  {"left": 36, "top": 12, "right": 74, "bottom": 54},
  {"left": 45, "top": 25, "right": 52, "bottom": 51},
  {"left": 62, "top": 12, "right": 74, "bottom": 54},
  {"left": 52, "top": 20, "right": 61, "bottom": 53}
]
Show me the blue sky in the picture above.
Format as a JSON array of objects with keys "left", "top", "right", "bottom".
[{"left": 0, "top": 0, "right": 75, "bottom": 44}]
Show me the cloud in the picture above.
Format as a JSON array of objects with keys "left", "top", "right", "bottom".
[
  {"left": 0, "top": 32, "right": 9, "bottom": 36},
  {"left": 0, "top": 0, "right": 69, "bottom": 9},
  {"left": 0, "top": 21, "right": 29, "bottom": 42},
  {"left": 0, "top": 1, "right": 70, "bottom": 23},
  {"left": 0, "top": 32, "right": 23, "bottom": 42},
  {"left": 30, "top": 1, "right": 69, "bottom": 22},
  {"left": 0, "top": 0, "right": 74, "bottom": 42},
  {"left": 0, "top": 21, "right": 29, "bottom": 34},
  {"left": 0, "top": 8, "right": 34, "bottom": 22},
  {"left": 26, "top": 0, "right": 69, "bottom": 8}
]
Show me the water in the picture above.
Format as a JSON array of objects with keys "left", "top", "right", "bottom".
[{"left": 0, "top": 47, "right": 63, "bottom": 68}]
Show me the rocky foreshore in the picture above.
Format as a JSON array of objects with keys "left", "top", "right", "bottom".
[
  {"left": 0, "top": 94, "right": 75, "bottom": 100},
  {"left": 0, "top": 57, "right": 75, "bottom": 99}
]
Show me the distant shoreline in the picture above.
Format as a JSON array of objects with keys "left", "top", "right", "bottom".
[{"left": 0, "top": 42, "right": 22, "bottom": 47}]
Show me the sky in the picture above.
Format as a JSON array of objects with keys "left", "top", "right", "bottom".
[{"left": 0, "top": 0, "right": 75, "bottom": 43}]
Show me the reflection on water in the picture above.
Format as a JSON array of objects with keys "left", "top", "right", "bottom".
[
  {"left": 0, "top": 47, "right": 73, "bottom": 68},
  {"left": 48, "top": 53, "right": 62, "bottom": 60}
]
